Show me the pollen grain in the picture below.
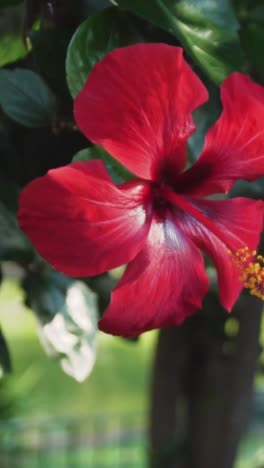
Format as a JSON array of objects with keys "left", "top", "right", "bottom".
[{"left": 229, "top": 247, "right": 264, "bottom": 300}]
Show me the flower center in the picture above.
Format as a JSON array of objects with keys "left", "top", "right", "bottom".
[
  {"left": 229, "top": 247, "right": 264, "bottom": 299},
  {"left": 152, "top": 183, "right": 168, "bottom": 210},
  {"left": 151, "top": 184, "right": 264, "bottom": 299}
]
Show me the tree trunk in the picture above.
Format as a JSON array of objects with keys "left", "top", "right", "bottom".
[{"left": 149, "top": 292, "right": 262, "bottom": 468}]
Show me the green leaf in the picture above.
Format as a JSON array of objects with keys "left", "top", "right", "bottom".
[
  {"left": 0, "top": 34, "right": 29, "bottom": 67},
  {"left": 25, "top": 269, "right": 98, "bottom": 382},
  {"left": 116, "top": 0, "right": 245, "bottom": 83},
  {"left": 0, "top": 201, "right": 34, "bottom": 263},
  {"left": 0, "top": 4, "right": 29, "bottom": 67},
  {"left": 66, "top": 7, "right": 142, "bottom": 98},
  {"left": 80, "top": 0, "right": 112, "bottom": 16},
  {"left": 0, "top": 68, "right": 56, "bottom": 127},
  {"left": 73, "top": 146, "right": 133, "bottom": 183},
  {"left": 230, "top": 178, "right": 264, "bottom": 200},
  {"left": 188, "top": 84, "right": 221, "bottom": 161},
  {"left": 0, "top": 328, "right": 12, "bottom": 377}
]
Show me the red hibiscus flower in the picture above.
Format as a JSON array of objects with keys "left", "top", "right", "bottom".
[{"left": 18, "top": 44, "right": 264, "bottom": 337}]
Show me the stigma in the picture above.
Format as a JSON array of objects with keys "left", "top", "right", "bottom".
[{"left": 229, "top": 247, "right": 264, "bottom": 299}]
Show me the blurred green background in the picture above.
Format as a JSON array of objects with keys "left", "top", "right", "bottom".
[
  {"left": 0, "top": 276, "right": 264, "bottom": 468},
  {"left": 0, "top": 278, "right": 155, "bottom": 419}
]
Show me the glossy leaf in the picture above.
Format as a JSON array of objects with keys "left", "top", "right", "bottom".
[
  {"left": 25, "top": 269, "right": 98, "bottom": 382},
  {"left": 230, "top": 178, "right": 264, "bottom": 200},
  {"left": 72, "top": 146, "right": 133, "bottom": 183},
  {"left": 188, "top": 84, "right": 221, "bottom": 160},
  {"left": 0, "top": 69, "right": 56, "bottom": 127},
  {"left": 116, "top": 0, "right": 245, "bottom": 83},
  {"left": 66, "top": 7, "right": 142, "bottom": 98}
]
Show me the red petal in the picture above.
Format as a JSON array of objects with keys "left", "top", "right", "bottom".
[
  {"left": 18, "top": 161, "right": 151, "bottom": 276},
  {"left": 174, "top": 197, "right": 264, "bottom": 311},
  {"left": 74, "top": 44, "right": 208, "bottom": 181},
  {"left": 175, "top": 73, "right": 264, "bottom": 196},
  {"left": 99, "top": 212, "right": 209, "bottom": 337}
]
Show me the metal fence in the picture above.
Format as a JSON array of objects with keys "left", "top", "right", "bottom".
[
  {"left": 0, "top": 413, "right": 146, "bottom": 468},
  {"left": 1, "top": 393, "right": 264, "bottom": 468}
]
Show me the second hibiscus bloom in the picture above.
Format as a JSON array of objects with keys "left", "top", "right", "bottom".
[{"left": 18, "top": 44, "right": 264, "bottom": 336}]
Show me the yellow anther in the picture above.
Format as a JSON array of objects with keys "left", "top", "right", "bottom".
[{"left": 229, "top": 247, "right": 264, "bottom": 300}]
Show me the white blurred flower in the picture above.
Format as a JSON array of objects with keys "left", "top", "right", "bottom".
[{"left": 38, "top": 281, "right": 98, "bottom": 382}]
